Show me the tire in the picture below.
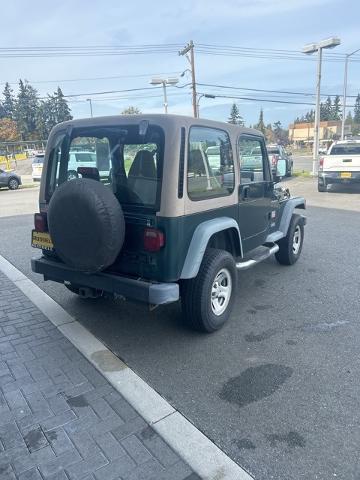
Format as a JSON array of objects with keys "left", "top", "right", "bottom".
[
  {"left": 8, "top": 178, "right": 19, "bottom": 190},
  {"left": 180, "top": 248, "right": 237, "bottom": 333},
  {"left": 318, "top": 181, "right": 327, "bottom": 192},
  {"left": 275, "top": 214, "right": 304, "bottom": 266},
  {"left": 286, "top": 162, "right": 293, "bottom": 177},
  {"left": 48, "top": 178, "right": 125, "bottom": 273}
]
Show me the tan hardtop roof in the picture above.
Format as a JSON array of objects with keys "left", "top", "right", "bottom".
[{"left": 51, "top": 113, "right": 263, "bottom": 138}]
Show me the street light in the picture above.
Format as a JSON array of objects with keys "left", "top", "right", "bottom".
[
  {"left": 150, "top": 77, "right": 179, "bottom": 113},
  {"left": 302, "top": 37, "right": 341, "bottom": 175},
  {"left": 197, "top": 94, "right": 215, "bottom": 116},
  {"left": 86, "top": 98, "right": 93, "bottom": 118},
  {"left": 341, "top": 47, "right": 360, "bottom": 139}
]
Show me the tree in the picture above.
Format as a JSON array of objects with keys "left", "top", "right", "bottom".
[
  {"left": 273, "top": 121, "right": 289, "bottom": 145},
  {"left": 254, "top": 108, "right": 266, "bottom": 134},
  {"left": 121, "top": 106, "right": 141, "bottom": 115},
  {"left": 15, "top": 80, "right": 39, "bottom": 140},
  {"left": 354, "top": 94, "right": 360, "bottom": 123},
  {"left": 53, "top": 87, "right": 72, "bottom": 123},
  {"left": 227, "top": 103, "right": 243, "bottom": 125},
  {"left": 0, "top": 102, "right": 6, "bottom": 119},
  {"left": 345, "top": 111, "right": 353, "bottom": 124},
  {"left": 36, "top": 97, "right": 56, "bottom": 139},
  {"left": 2, "top": 82, "right": 16, "bottom": 119},
  {"left": 332, "top": 95, "right": 341, "bottom": 120},
  {"left": 0, "top": 118, "right": 20, "bottom": 142}
]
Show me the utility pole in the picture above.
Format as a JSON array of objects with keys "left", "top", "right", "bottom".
[
  {"left": 341, "top": 48, "right": 360, "bottom": 140},
  {"left": 179, "top": 40, "right": 198, "bottom": 117}
]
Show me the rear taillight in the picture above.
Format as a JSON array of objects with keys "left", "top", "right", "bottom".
[
  {"left": 319, "top": 157, "right": 324, "bottom": 169},
  {"left": 34, "top": 213, "right": 48, "bottom": 232},
  {"left": 143, "top": 228, "right": 165, "bottom": 252}
]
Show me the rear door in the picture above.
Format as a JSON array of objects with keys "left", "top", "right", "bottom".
[
  {"left": 237, "top": 135, "right": 273, "bottom": 253},
  {"left": 0, "top": 169, "right": 8, "bottom": 187}
]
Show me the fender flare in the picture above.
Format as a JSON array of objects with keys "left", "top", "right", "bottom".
[
  {"left": 266, "top": 197, "right": 306, "bottom": 243},
  {"left": 180, "top": 217, "right": 242, "bottom": 279}
]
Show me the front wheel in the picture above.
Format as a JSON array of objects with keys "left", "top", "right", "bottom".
[
  {"left": 8, "top": 178, "right": 19, "bottom": 190},
  {"left": 275, "top": 214, "right": 304, "bottom": 265},
  {"left": 180, "top": 248, "right": 237, "bottom": 333}
]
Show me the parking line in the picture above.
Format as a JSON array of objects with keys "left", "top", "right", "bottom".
[{"left": 0, "top": 254, "right": 254, "bottom": 480}]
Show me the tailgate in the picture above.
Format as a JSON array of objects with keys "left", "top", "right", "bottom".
[{"left": 323, "top": 154, "right": 360, "bottom": 171}]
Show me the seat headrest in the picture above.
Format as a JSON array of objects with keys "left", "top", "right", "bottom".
[{"left": 128, "top": 150, "right": 156, "bottom": 178}]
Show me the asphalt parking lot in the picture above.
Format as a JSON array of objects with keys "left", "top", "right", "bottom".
[{"left": 1, "top": 177, "right": 360, "bottom": 480}]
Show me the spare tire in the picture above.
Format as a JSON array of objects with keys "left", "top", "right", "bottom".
[{"left": 48, "top": 178, "right": 125, "bottom": 273}]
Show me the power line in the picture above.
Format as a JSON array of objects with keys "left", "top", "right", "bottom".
[
  {"left": 197, "top": 82, "right": 359, "bottom": 98},
  {"left": 0, "top": 71, "right": 183, "bottom": 86}
]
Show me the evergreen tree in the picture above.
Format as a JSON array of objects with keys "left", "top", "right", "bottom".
[
  {"left": 323, "top": 96, "right": 332, "bottom": 121},
  {"left": 15, "top": 80, "right": 39, "bottom": 140},
  {"left": 345, "top": 111, "right": 353, "bottom": 124},
  {"left": 255, "top": 108, "right": 266, "bottom": 134},
  {"left": 354, "top": 94, "right": 360, "bottom": 123},
  {"left": 54, "top": 87, "right": 72, "bottom": 123},
  {"left": 36, "top": 96, "right": 57, "bottom": 139},
  {"left": 0, "top": 102, "right": 6, "bottom": 119},
  {"left": 320, "top": 102, "right": 328, "bottom": 121},
  {"left": 2, "top": 82, "right": 16, "bottom": 119},
  {"left": 227, "top": 103, "right": 243, "bottom": 125},
  {"left": 332, "top": 95, "right": 341, "bottom": 120}
]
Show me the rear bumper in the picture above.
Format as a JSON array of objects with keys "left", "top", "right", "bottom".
[
  {"left": 31, "top": 257, "right": 179, "bottom": 305},
  {"left": 319, "top": 171, "right": 360, "bottom": 184}
]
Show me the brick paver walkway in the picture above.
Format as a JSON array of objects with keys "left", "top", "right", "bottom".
[{"left": 0, "top": 271, "right": 199, "bottom": 480}]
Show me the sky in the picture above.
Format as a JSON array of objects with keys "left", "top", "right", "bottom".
[{"left": 1, "top": 0, "right": 360, "bottom": 128}]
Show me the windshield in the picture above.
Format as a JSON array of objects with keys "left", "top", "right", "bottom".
[
  {"left": 267, "top": 147, "right": 280, "bottom": 154},
  {"left": 47, "top": 124, "right": 164, "bottom": 210},
  {"left": 33, "top": 155, "right": 44, "bottom": 164},
  {"left": 330, "top": 144, "right": 360, "bottom": 155}
]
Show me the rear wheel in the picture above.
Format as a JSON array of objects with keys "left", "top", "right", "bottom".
[
  {"left": 275, "top": 214, "right": 304, "bottom": 265},
  {"left": 181, "top": 248, "right": 237, "bottom": 333},
  {"left": 8, "top": 178, "right": 19, "bottom": 190},
  {"left": 318, "top": 180, "right": 327, "bottom": 192}
]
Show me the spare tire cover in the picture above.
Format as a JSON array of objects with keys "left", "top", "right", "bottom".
[{"left": 48, "top": 178, "right": 125, "bottom": 273}]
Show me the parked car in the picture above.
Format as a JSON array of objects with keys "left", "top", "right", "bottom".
[
  {"left": 0, "top": 169, "right": 22, "bottom": 190},
  {"left": 267, "top": 144, "right": 293, "bottom": 177},
  {"left": 31, "top": 114, "right": 306, "bottom": 333},
  {"left": 32, "top": 154, "right": 45, "bottom": 181},
  {"left": 318, "top": 139, "right": 360, "bottom": 192}
]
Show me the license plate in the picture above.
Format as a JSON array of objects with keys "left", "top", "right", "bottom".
[
  {"left": 340, "top": 172, "right": 352, "bottom": 178},
  {"left": 31, "top": 230, "right": 54, "bottom": 250}
]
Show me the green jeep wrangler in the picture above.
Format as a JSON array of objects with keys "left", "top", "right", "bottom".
[{"left": 31, "top": 114, "right": 306, "bottom": 333}]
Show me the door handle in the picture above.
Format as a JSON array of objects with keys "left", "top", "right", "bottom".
[{"left": 241, "top": 185, "right": 250, "bottom": 201}]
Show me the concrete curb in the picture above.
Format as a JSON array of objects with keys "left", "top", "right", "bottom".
[{"left": 0, "top": 254, "right": 254, "bottom": 480}]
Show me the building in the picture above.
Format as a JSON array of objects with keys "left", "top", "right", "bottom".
[{"left": 288, "top": 121, "right": 351, "bottom": 148}]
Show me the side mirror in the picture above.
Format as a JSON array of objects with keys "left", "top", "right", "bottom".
[{"left": 273, "top": 158, "right": 286, "bottom": 182}]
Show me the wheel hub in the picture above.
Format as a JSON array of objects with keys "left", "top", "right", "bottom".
[
  {"left": 292, "top": 225, "right": 302, "bottom": 255},
  {"left": 211, "top": 268, "right": 232, "bottom": 316}
]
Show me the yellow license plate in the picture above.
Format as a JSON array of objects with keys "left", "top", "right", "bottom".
[
  {"left": 340, "top": 172, "right": 352, "bottom": 178},
  {"left": 31, "top": 230, "right": 54, "bottom": 250}
]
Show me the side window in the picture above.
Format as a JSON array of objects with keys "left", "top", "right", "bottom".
[
  {"left": 238, "top": 137, "right": 267, "bottom": 184},
  {"left": 187, "top": 126, "right": 234, "bottom": 200}
]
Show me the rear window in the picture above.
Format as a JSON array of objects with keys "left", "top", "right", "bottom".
[
  {"left": 330, "top": 144, "right": 360, "bottom": 155},
  {"left": 46, "top": 124, "right": 164, "bottom": 210},
  {"left": 267, "top": 147, "right": 280, "bottom": 154},
  {"left": 33, "top": 155, "right": 44, "bottom": 164}
]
